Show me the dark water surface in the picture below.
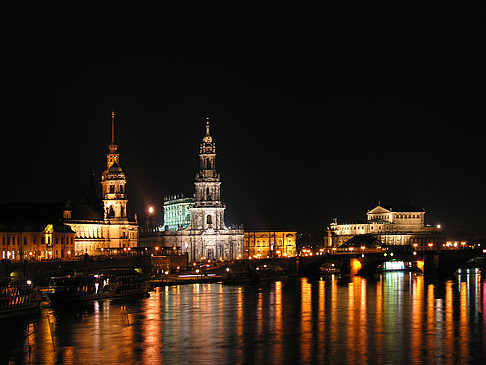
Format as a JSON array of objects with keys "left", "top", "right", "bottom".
[{"left": 2, "top": 271, "right": 486, "bottom": 364}]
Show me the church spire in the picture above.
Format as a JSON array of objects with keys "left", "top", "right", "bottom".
[
  {"left": 202, "top": 117, "right": 213, "bottom": 145},
  {"left": 108, "top": 109, "right": 118, "bottom": 154},
  {"left": 111, "top": 109, "right": 115, "bottom": 145},
  {"left": 205, "top": 117, "right": 210, "bottom": 136}
]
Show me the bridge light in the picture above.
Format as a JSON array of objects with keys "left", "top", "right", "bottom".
[
  {"left": 413, "top": 251, "right": 417, "bottom": 255},
  {"left": 390, "top": 253, "right": 394, "bottom": 257},
  {"left": 384, "top": 253, "right": 387, "bottom": 257}
]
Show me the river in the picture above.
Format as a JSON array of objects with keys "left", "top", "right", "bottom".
[{"left": 1, "top": 270, "right": 486, "bottom": 364}]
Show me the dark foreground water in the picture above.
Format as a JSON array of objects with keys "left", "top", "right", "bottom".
[{"left": 2, "top": 270, "right": 486, "bottom": 364}]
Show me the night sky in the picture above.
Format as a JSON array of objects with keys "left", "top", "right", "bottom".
[{"left": 1, "top": 1, "right": 485, "bottom": 235}]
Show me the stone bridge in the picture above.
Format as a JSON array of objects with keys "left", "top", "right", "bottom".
[{"left": 297, "top": 248, "right": 485, "bottom": 277}]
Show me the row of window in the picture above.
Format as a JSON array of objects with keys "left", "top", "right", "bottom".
[
  {"left": 74, "top": 227, "right": 105, "bottom": 239},
  {"left": 395, "top": 214, "right": 421, "bottom": 219},
  {"left": 108, "top": 184, "right": 125, "bottom": 194},
  {"left": 2, "top": 235, "right": 74, "bottom": 245},
  {"left": 370, "top": 214, "right": 421, "bottom": 220},
  {"left": 2, "top": 249, "right": 71, "bottom": 260}
]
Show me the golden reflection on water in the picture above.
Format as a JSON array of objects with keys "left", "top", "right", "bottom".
[
  {"left": 375, "top": 277, "right": 383, "bottom": 358},
  {"left": 142, "top": 287, "right": 162, "bottom": 363},
  {"left": 317, "top": 279, "right": 325, "bottom": 360},
  {"left": 345, "top": 276, "right": 368, "bottom": 364},
  {"left": 300, "top": 279, "right": 312, "bottom": 363},
  {"left": 10, "top": 271, "right": 486, "bottom": 364},
  {"left": 445, "top": 280, "right": 453, "bottom": 365},
  {"left": 236, "top": 286, "right": 244, "bottom": 364},
  {"left": 460, "top": 281, "right": 469, "bottom": 361},
  {"left": 347, "top": 279, "right": 356, "bottom": 363},
  {"left": 330, "top": 276, "right": 338, "bottom": 360},
  {"left": 426, "top": 283, "right": 435, "bottom": 364},
  {"left": 274, "top": 281, "right": 283, "bottom": 364}
]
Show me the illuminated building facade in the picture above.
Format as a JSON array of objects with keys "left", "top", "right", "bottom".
[
  {"left": 7, "top": 113, "right": 140, "bottom": 256},
  {"left": 161, "top": 119, "right": 244, "bottom": 262},
  {"left": 92, "top": 112, "right": 139, "bottom": 252},
  {"left": 163, "top": 194, "right": 194, "bottom": 230},
  {"left": 243, "top": 231, "right": 297, "bottom": 259},
  {"left": 327, "top": 203, "right": 445, "bottom": 248},
  {"left": 0, "top": 223, "right": 75, "bottom": 261}
]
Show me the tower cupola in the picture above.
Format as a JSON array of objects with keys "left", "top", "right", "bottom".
[{"left": 100, "top": 111, "right": 128, "bottom": 220}]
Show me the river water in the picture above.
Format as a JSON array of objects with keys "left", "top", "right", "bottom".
[{"left": 1, "top": 270, "right": 486, "bottom": 364}]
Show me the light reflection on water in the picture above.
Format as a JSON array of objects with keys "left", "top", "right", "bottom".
[{"left": 2, "top": 270, "right": 486, "bottom": 364}]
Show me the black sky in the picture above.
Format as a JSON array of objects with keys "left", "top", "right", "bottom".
[{"left": 1, "top": 1, "right": 485, "bottom": 235}]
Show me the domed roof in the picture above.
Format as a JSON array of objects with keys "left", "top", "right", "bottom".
[
  {"left": 108, "top": 162, "right": 123, "bottom": 173},
  {"left": 104, "top": 162, "right": 125, "bottom": 179},
  {"left": 339, "top": 234, "right": 387, "bottom": 249}
]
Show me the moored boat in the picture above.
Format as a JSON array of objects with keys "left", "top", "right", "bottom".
[
  {"left": 0, "top": 278, "right": 42, "bottom": 315},
  {"left": 222, "top": 265, "right": 288, "bottom": 284},
  {"left": 44, "top": 269, "right": 150, "bottom": 305}
]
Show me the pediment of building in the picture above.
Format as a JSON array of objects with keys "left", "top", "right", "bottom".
[{"left": 367, "top": 206, "right": 391, "bottom": 214}]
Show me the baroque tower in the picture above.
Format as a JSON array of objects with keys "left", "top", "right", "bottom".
[
  {"left": 159, "top": 117, "right": 243, "bottom": 263},
  {"left": 101, "top": 111, "right": 128, "bottom": 221},
  {"left": 191, "top": 118, "right": 226, "bottom": 231}
]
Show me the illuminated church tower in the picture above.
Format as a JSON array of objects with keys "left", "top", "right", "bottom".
[
  {"left": 184, "top": 118, "right": 243, "bottom": 261},
  {"left": 62, "top": 111, "right": 138, "bottom": 256},
  {"left": 98, "top": 111, "right": 138, "bottom": 250},
  {"left": 191, "top": 118, "right": 225, "bottom": 229},
  {"left": 158, "top": 117, "right": 243, "bottom": 262},
  {"left": 101, "top": 111, "right": 128, "bottom": 221}
]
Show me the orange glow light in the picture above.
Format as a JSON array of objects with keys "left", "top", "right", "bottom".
[{"left": 416, "top": 260, "right": 424, "bottom": 272}]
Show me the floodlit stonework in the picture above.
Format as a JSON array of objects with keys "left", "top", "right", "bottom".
[
  {"left": 161, "top": 119, "right": 244, "bottom": 262},
  {"left": 64, "top": 112, "right": 139, "bottom": 255},
  {"left": 327, "top": 203, "right": 445, "bottom": 248},
  {"left": 243, "top": 231, "right": 297, "bottom": 259}
]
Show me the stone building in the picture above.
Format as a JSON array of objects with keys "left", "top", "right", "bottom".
[
  {"left": 0, "top": 113, "right": 139, "bottom": 257},
  {"left": 159, "top": 119, "right": 244, "bottom": 262},
  {"left": 67, "top": 112, "right": 138, "bottom": 254},
  {"left": 163, "top": 194, "right": 194, "bottom": 230},
  {"left": 0, "top": 221, "right": 75, "bottom": 261},
  {"left": 326, "top": 203, "right": 445, "bottom": 248},
  {"left": 243, "top": 231, "right": 297, "bottom": 259}
]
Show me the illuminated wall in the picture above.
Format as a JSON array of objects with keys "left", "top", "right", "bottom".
[
  {"left": 66, "top": 111, "right": 139, "bottom": 255},
  {"left": 0, "top": 223, "right": 75, "bottom": 261},
  {"left": 244, "top": 231, "right": 297, "bottom": 259},
  {"left": 327, "top": 204, "right": 444, "bottom": 247},
  {"left": 154, "top": 119, "right": 244, "bottom": 263},
  {"left": 163, "top": 195, "right": 194, "bottom": 230}
]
